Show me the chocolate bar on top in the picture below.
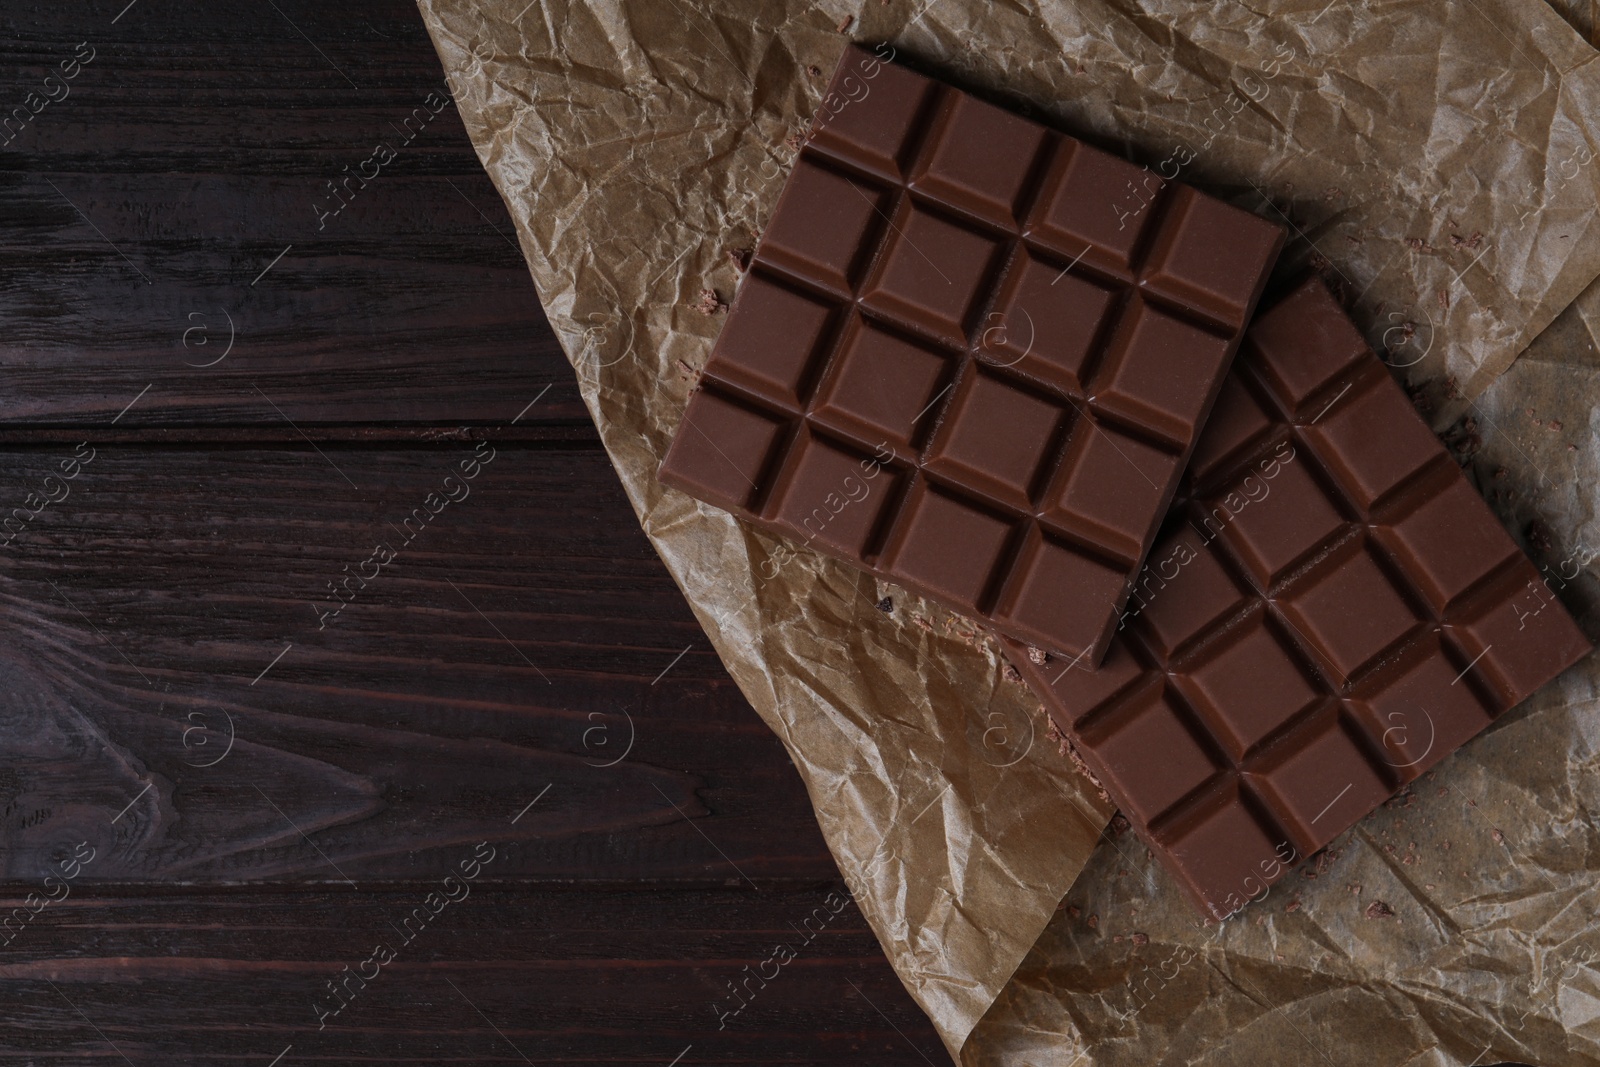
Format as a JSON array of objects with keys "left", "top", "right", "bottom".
[{"left": 659, "top": 43, "right": 1284, "bottom": 667}]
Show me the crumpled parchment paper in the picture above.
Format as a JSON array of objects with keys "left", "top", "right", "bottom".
[
  {"left": 416, "top": 0, "right": 1600, "bottom": 1061},
  {"left": 964, "top": 281, "right": 1600, "bottom": 1067}
]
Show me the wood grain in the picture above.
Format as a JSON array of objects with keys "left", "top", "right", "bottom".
[
  {"left": 0, "top": 886, "right": 943, "bottom": 1065},
  {"left": 0, "top": 445, "right": 834, "bottom": 885},
  {"left": 0, "top": 0, "right": 589, "bottom": 430},
  {"left": 0, "top": 1, "right": 955, "bottom": 1062}
]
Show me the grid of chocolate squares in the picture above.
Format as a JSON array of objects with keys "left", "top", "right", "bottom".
[
  {"left": 659, "top": 43, "right": 1284, "bottom": 666},
  {"left": 658, "top": 45, "right": 1591, "bottom": 919}
]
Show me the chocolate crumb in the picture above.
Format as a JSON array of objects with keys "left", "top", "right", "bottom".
[
  {"left": 1491, "top": 828, "right": 1505, "bottom": 844},
  {"left": 1437, "top": 288, "right": 1450, "bottom": 311},
  {"left": 783, "top": 131, "right": 805, "bottom": 154},
  {"left": 1131, "top": 932, "right": 1149, "bottom": 945},
  {"left": 836, "top": 13, "right": 854, "bottom": 31},
  {"left": 1526, "top": 519, "right": 1554, "bottom": 555},
  {"left": 1067, "top": 903, "right": 1081, "bottom": 918},
  {"left": 1113, "top": 934, "right": 1124, "bottom": 943},
  {"left": 1286, "top": 899, "right": 1301, "bottom": 913},
  {"left": 1026, "top": 645, "right": 1048, "bottom": 665},
  {"left": 1349, "top": 883, "right": 1363, "bottom": 895},
  {"left": 807, "top": 64, "right": 823, "bottom": 78},
  {"left": 1405, "top": 236, "right": 1435, "bottom": 253},
  {"left": 1549, "top": 419, "right": 1564, "bottom": 432},
  {"left": 1062, "top": 742, "right": 1108, "bottom": 800},
  {"left": 875, "top": 596, "right": 893, "bottom": 613},
  {"left": 693, "top": 288, "right": 727, "bottom": 315},
  {"left": 1446, "top": 413, "right": 1482, "bottom": 457},
  {"left": 1087, "top": 912, "right": 1099, "bottom": 929},
  {"left": 1365, "top": 900, "right": 1395, "bottom": 920},
  {"left": 728, "top": 247, "right": 752, "bottom": 272},
  {"left": 1002, "top": 663, "right": 1022, "bottom": 683}
]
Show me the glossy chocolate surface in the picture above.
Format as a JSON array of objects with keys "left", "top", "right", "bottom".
[{"left": 660, "top": 44, "right": 1284, "bottom": 665}]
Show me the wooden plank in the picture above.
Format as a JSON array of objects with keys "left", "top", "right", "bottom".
[
  {"left": 0, "top": 0, "right": 591, "bottom": 429},
  {"left": 0, "top": 444, "right": 835, "bottom": 884},
  {"left": 0, "top": 886, "right": 945, "bottom": 1064}
]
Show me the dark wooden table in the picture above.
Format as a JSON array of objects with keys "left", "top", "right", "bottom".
[{"left": 0, "top": 1, "right": 945, "bottom": 1062}]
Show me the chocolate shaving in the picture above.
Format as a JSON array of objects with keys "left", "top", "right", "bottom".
[
  {"left": 692, "top": 288, "right": 726, "bottom": 315},
  {"left": 1525, "top": 519, "right": 1554, "bottom": 555}
]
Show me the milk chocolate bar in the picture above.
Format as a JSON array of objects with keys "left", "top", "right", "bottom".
[
  {"left": 659, "top": 44, "right": 1284, "bottom": 666},
  {"left": 1006, "top": 277, "right": 1591, "bottom": 920}
]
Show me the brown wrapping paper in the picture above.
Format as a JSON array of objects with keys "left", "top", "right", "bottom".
[{"left": 415, "top": 0, "right": 1600, "bottom": 1061}]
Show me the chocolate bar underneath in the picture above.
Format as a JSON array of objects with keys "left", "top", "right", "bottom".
[{"left": 1004, "top": 278, "right": 1591, "bottom": 920}]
